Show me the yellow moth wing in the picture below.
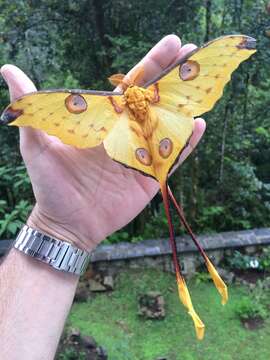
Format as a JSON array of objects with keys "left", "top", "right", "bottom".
[
  {"left": 148, "top": 106, "right": 193, "bottom": 183},
  {"left": 103, "top": 111, "right": 156, "bottom": 179},
  {"left": 104, "top": 105, "right": 193, "bottom": 183},
  {"left": 153, "top": 35, "right": 256, "bottom": 118},
  {"left": 4, "top": 92, "right": 124, "bottom": 148}
]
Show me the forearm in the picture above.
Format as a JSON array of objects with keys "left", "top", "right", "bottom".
[{"left": 0, "top": 249, "right": 79, "bottom": 360}]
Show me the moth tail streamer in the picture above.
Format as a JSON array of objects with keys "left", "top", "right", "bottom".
[
  {"left": 168, "top": 187, "right": 228, "bottom": 306},
  {"left": 176, "top": 272, "right": 205, "bottom": 340},
  {"left": 160, "top": 182, "right": 205, "bottom": 340}
]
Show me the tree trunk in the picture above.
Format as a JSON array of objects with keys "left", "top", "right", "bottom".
[
  {"left": 92, "top": 0, "right": 110, "bottom": 69},
  {"left": 204, "top": 0, "right": 212, "bottom": 42}
]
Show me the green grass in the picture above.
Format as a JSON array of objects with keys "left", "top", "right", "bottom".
[{"left": 67, "top": 270, "right": 270, "bottom": 360}]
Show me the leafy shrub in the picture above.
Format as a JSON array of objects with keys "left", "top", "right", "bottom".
[
  {"left": 234, "top": 276, "right": 270, "bottom": 322},
  {"left": 260, "top": 247, "right": 270, "bottom": 271},
  {"left": 58, "top": 347, "right": 86, "bottom": 360},
  {"left": 234, "top": 296, "right": 267, "bottom": 321},
  {"left": 227, "top": 251, "right": 259, "bottom": 270},
  {"left": 0, "top": 162, "right": 34, "bottom": 239},
  {"left": 228, "top": 248, "right": 270, "bottom": 272},
  {"left": 105, "top": 231, "right": 129, "bottom": 244},
  {"left": 194, "top": 271, "right": 211, "bottom": 285},
  {"left": 0, "top": 200, "right": 32, "bottom": 237}
]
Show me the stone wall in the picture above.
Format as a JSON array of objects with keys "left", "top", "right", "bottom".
[
  {"left": 89, "top": 228, "right": 270, "bottom": 277},
  {"left": 1, "top": 228, "right": 270, "bottom": 277}
]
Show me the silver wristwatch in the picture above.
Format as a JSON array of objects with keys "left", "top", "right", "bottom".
[{"left": 13, "top": 225, "right": 91, "bottom": 276}]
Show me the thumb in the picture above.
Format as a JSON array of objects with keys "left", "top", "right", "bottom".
[
  {"left": 1, "top": 64, "right": 36, "bottom": 101},
  {"left": 1, "top": 64, "right": 47, "bottom": 155}
]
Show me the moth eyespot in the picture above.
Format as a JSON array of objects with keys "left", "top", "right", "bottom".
[
  {"left": 159, "top": 138, "right": 173, "bottom": 158},
  {"left": 135, "top": 148, "right": 152, "bottom": 166},
  {"left": 179, "top": 60, "right": 200, "bottom": 81},
  {"left": 65, "top": 94, "right": 87, "bottom": 114}
]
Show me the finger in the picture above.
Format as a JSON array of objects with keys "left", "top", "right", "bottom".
[
  {"left": 175, "top": 43, "right": 197, "bottom": 63},
  {"left": 115, "top": 34, "right": 181, "bottom": 91},
  {"left": 169, "top": 118, "right": 206, "bottom": 175},
  {"left": 122, "top": 36, "right": 197, "bottom": 89},
  {"left": 1, "top": 64, "right": 47, "bottom": 150},
  {"left": 1, "top": 64, "right": 36, "bottom": 101},
  {"left": 140, "top": 34, "right": 182, "bottom": 80}
]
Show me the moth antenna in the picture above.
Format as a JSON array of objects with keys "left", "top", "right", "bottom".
[
  {"left": 160, "top": 181, "right": 205, "bottom": 340},
  {"left": 108, "top": 64, "right": 145, "bottom": 91},
  {"left": 107, "top": 73, "right": 130, "bottom": 91},
  {"left": 167, "top": 186, "right": 228, "bottom": 306}
]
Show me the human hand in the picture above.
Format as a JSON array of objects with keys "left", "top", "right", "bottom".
[{"left": 1, "top": 35, "right": 206, "bottom": 251}]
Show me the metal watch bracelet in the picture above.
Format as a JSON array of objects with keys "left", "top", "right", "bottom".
[{"left": 13, "top": 225, "right": 91, "bottom": 276}]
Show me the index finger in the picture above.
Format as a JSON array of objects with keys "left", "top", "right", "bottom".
[{"left": 122, "top": 34, "right": 197, "bottom": 87}]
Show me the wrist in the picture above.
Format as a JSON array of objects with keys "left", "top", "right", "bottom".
[
  {"left": 27, "top": 205, "right": 96, "bottom": 252},
  {"left": 0, "top": 249, "right": 79, "bottom": 360}
]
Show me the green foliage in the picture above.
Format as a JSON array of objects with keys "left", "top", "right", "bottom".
[
  {"left": 228, "top": 251, "right": 259, "bottom": 270},
  {"left": 234, "top": 295, "right": 267, "bottom": 321},
  {"left": 255, "top": 126, "right": 270, "bottom": 140},
  {"left": 194, "top": 271, "right": 212, "bottom": 285},
  {"left": 58, "top": 347, "right": 86, "bottom": 360},
  {"left": 106, "top": 35, "right": 152, "bottom": 73},
  {"left": 0, "top": 162, "right": 33, "bottom": 238},
  {"left": 0, "top": 0, "right": 270, "bottom": 241},
  {"left": 228, "top": 248, "right": 270, "bottom": 272},
  {"left": 234, "top": 276, "right": 270, "bottom": 322},
  {"left": 67, "top": 269, "right": 270, "bottom": 359},
  {"left": 105, "top": 231, "right": 129, "bottom": 244},
  {"left": 260, "top": 247, "right": 270, "bottom": 271},
  {"left": 42, "top": 71, "right": 80, "bottom": 89},
  {"left": 197, "top": 206, "right": 225, "bottom": 232},
  {"left": 106, "top": 231, "right": 144, "bottom": 244},
  {"left": 0, "top": 200, "right": 32, "bottom": 237}
]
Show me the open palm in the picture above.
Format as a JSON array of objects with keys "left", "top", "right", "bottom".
[{"left": 1, "top": 35, "right": 206, "bottom": 251}]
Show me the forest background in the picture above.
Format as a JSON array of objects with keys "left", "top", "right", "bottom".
[{"left": 0, "top": 0, "right": 269, "bottom": 243}]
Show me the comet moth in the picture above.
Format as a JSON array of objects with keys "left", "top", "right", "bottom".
[{"left": 1, "top": 35, "right": 256, "bottom": 339}]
